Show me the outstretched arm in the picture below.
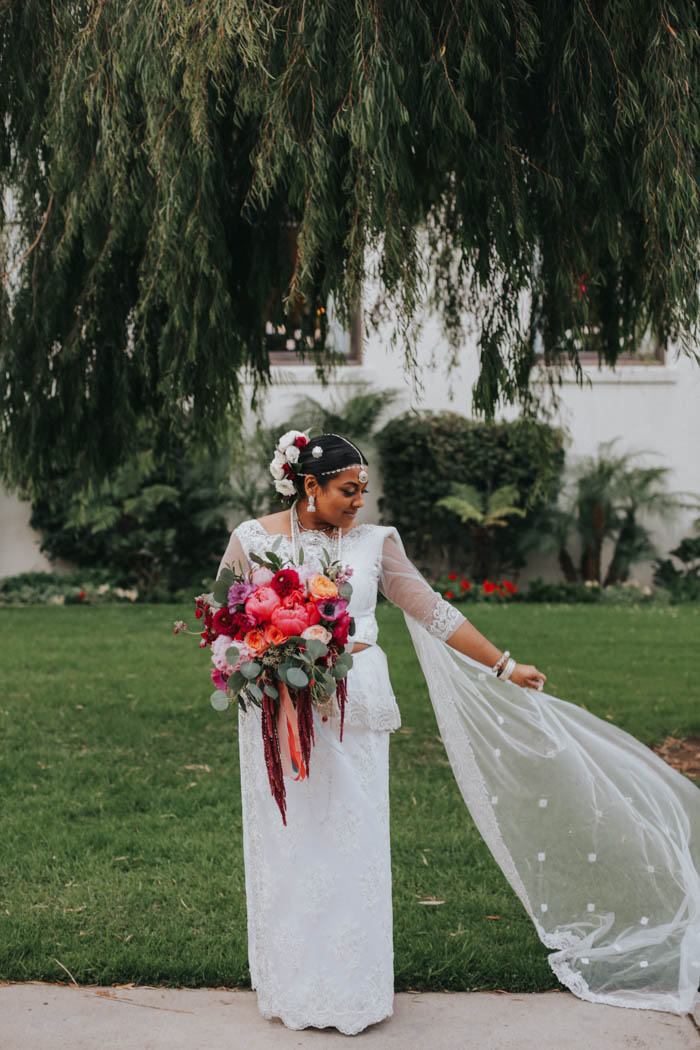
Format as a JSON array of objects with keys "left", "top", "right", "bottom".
[{"left": 379, "top": 533, "right": 546, "bottom": 690}]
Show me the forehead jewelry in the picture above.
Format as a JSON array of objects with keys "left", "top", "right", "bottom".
[{"left": 312, "top": 434, "right": 369, "bottom": 483}]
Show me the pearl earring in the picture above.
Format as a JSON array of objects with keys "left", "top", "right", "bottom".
[{"left": 307, "top": 493, "right": 316, "bottom": 512}]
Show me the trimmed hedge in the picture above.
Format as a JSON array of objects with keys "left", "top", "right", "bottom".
[{"left": 375, "top": 412, "right": 566, "bottom": 575}]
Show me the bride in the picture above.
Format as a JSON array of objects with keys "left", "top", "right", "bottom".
[{"left": 217, "top": 427, "right": 700, "bottom": 1035}]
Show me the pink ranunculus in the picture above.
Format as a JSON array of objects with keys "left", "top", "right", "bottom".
[
  {"left": 245, "top": 585, "right": 281, "bottom": 624},
  {"left": 301, "top": 625, "right": 332, "bottom": 644},
  {"left": 251, "top": 565, "right": 274, "bottom": 587},
  {"left": 271, "top": 601, "right": 310, "bottom": 637}
]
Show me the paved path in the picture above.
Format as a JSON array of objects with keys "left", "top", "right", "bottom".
[{"left": 1, "top": 984, "right": 699, "bottom": 1049}]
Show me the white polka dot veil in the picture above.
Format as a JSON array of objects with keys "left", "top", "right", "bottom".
[{"left": 382, "top": 531, "right": 700, "bottom": 1015}]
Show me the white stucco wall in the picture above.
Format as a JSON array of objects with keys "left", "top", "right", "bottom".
[{"left": 0, "top": 488, "right": 54, "bottom": 577}]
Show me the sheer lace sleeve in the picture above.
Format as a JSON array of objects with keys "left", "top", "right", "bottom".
[
  {"left": 378, "top": 528, "right": 467, "bottom": 642},
  {"left": 217, "top": 528, "right": 251, "bottom": 579}
]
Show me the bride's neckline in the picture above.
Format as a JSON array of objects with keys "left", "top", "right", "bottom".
[{"left": 253, "top": 516, "right": 361, "bottom": 540}]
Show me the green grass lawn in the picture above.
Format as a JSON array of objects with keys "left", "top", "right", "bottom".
[{"left": 1, "top": 602, "right": 698, "bottom": 991}]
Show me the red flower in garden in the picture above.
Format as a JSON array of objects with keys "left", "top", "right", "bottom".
[
  {"left": 271, "top": 568, "right": 301, "bottom": 598},
  {"left": 78, "top": 590, "right": 87, "bottom": 600},
  {"left": 483, "top": 581, "right": 496, "bottom": 594},
  {"left": 502, "top": 580, "right": 518, "bottom": 595},
  {"left": 445, "top": 590, "right": 455, "bottom": 599},
  {"left": 460, "top": 580, "right": 471, "bottom": 591},
  {"left": 448, "top": 573, "right": 458, "bottom": 581}
]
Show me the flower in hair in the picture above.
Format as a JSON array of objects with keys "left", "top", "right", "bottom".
[{"left": 312, "top": 445, "right": 323, "bottom": 458}]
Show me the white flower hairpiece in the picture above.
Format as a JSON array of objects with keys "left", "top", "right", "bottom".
[{"left": 269, "top": 428, "right": 310, "bottom": 498}]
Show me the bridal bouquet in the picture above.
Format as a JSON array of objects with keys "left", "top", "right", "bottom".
[{"left": 174, "top": 541, "right": 355, "bottom": 823}]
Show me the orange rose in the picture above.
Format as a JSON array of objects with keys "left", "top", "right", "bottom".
[
  {"left": 307, "top": 573, "right": 338, "bottom": 600},
  {"left": 244, "top": 628, "right": 269, "bottom": 655},
  {"left": 264, "top": 624, "right": 287, "bottom": 646}
]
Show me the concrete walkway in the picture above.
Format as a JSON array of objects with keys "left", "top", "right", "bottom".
[{"left": 1, "top": 984, "right": 699, "bottom": 1050}]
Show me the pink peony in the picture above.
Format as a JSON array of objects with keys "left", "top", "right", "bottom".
[
  {"left": 245, "top": 585, "right": 281, "bottom": 624},
  {"left": 251, "top": 565, "right": 274, "bottom": 587},
  {"left": 301, "top": 625, "right": 332, "bottom": 644},
  {"left": 271, "top": 601, "right": 310, "bottom": 636}
]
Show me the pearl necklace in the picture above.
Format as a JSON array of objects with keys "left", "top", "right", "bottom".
[{"left": 290, "top": 500, "right": 342, "bottom": 564}]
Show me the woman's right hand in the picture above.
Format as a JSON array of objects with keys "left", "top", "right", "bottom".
[{"left": 510, "top": 663, "right": 546, "bottom": 690}]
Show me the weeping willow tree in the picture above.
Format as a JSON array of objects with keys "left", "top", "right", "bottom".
[{"left": 1, "top": 2, "right": 698, "bottom": 488}]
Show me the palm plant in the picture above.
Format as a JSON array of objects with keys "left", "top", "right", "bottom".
[{"left": 435, "top": 482, "right": 526, "bottom": 580}]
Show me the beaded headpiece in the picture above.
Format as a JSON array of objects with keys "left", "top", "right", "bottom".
[{"left": 269, "top": 429, "right": 368, "bottom": 498}]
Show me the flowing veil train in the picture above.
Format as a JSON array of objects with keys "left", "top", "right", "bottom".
[{"left": 383, "top": 528, "right": 700, "bottom": 1015}]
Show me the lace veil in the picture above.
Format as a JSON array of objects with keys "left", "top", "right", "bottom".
[{"left": 380, "top": 526, "right": 700, "bottom": 1015}]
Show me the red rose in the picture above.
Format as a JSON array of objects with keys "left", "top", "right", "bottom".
[
  {"left": 331, "top": 612, "right": 351, "bottom": 646},
  {"left": 460, "top": 580, "right": 471, "bottom": 591},
  {"left": 230, "top": 610, "right": 257, "bottom": 637},
  {"left": 271, "top": 568, "right": 301, "bottom": 598},
  {"left": 448, "top": 573, "right": 458, "bottom": 581},
  {"left": 483, "top": 581, "right": 496, "bottom": 594},
  {"left": 503, "top": 580, "right": 517, "bottom": 594},
  {"left": 294, "top": 436, "right": 308, "bottom": 448},
  {"left": 305, "top": 601, "right": 320, "bottom": 626},
  {"left": 445, "top": 590, "right": 455, "bottom": 599}
]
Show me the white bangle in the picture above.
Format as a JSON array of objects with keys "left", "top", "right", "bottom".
[
  {"left": 499, "top": 657, "right": 516, "bottom": 681},
  {"left": 492, "top": 650, "right": 510, "bottom": 675}
]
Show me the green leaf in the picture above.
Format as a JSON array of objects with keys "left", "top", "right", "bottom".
[
  {"left": 298, "top": 546, "right": 305, "bottom": 565},
  {"left": 210, "top": 690, "right": 230, "bottom": 711},
  {"left": 247, "top": 682, "right": 263, "bottom": 701},
  {"left": 305, "top": 638, "right": 328, "bottom": 661},
  {"left": 213, "top": 579, "right": 230, "bottom": 604},
  {"left": 240, "top": 661, "right": 261, "bottom": 679},
  {"left": 228, "top": 670, "right": 245, "bottom": 692},
  {"left": 263, "top": 682, "right": 279, "bottom": 699},
  {"left": 218, "top": 568, "right": 235, "bottom": 586},
  {"left": 225, "top": 645, "right": 240, "bottom": 664},
  {"left": 337, "top": 582, "right": 352, "bottom": 599},
  {"left": 286, "top": 667, "right": 309, "bottom": 688}
]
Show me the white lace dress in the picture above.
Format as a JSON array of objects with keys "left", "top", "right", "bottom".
[{"left": 218, "top": 519, "right": 464, "bottom": 1035}]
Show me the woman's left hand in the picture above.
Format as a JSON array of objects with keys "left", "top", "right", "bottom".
[{"left": 510, "top": 663, "right": 546, "bottom": 690}]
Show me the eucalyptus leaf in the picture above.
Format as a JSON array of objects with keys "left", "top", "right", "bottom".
[
  {"left": 305, "top": 639, "right": 328, "bottom": 661},
  {"left": 240, "top": 661, "right": 261, "bottom": 679},
  {"left": 225, "top": 645, "right": 240, "bottom": 664},
  {"left": 263, "top": 682, "right": 279, "bottom": 699},
  {"left": 228, "top": 670, "right": 245, "bottom": 692},
  {"left": 298, "top": 546, "right": 305, "bottom": 564},
  {"left": 270, "top": 536, "right": 282, "bottom": 552},
  {"left": 213, "top": 579, "right": 230, "bottom": 604},
  {"left": 338, "top": 582, "right": 352, "bottom": 599},
  {"left": 247, "top": 682, "right": 263, "bottom": 701},
  {"left": 218, "top": 568, "right": 235, "bottom": 586},
  {"left": 210, "top": 690, "right": 230, "bottom": 711},
  {"left": 286, "top": 667, "right": 309, "bottom": 689}
]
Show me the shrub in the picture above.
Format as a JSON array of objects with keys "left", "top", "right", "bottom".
[
  {"left": 652, "top": 534, "right": 700, "bottom": 602},
  {"left": 375, "top": 412, "right": 566, "bottom": 577}
]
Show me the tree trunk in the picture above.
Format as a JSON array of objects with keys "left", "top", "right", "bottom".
[{"left": 558, "top": 546, "right": 578, "bottom": 582}]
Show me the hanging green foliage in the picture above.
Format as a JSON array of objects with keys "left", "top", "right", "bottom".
[{"left": 1, "top": 2, "right": 698, "bottom": 488}]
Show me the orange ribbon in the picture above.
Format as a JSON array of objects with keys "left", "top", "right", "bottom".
[{"left": 276, "top": 681, "right": 307, "bottom": 780}]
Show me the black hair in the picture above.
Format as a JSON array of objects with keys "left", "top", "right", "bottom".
[{"left": 292, "top": 433, "right": 369, "bottom": 499}]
